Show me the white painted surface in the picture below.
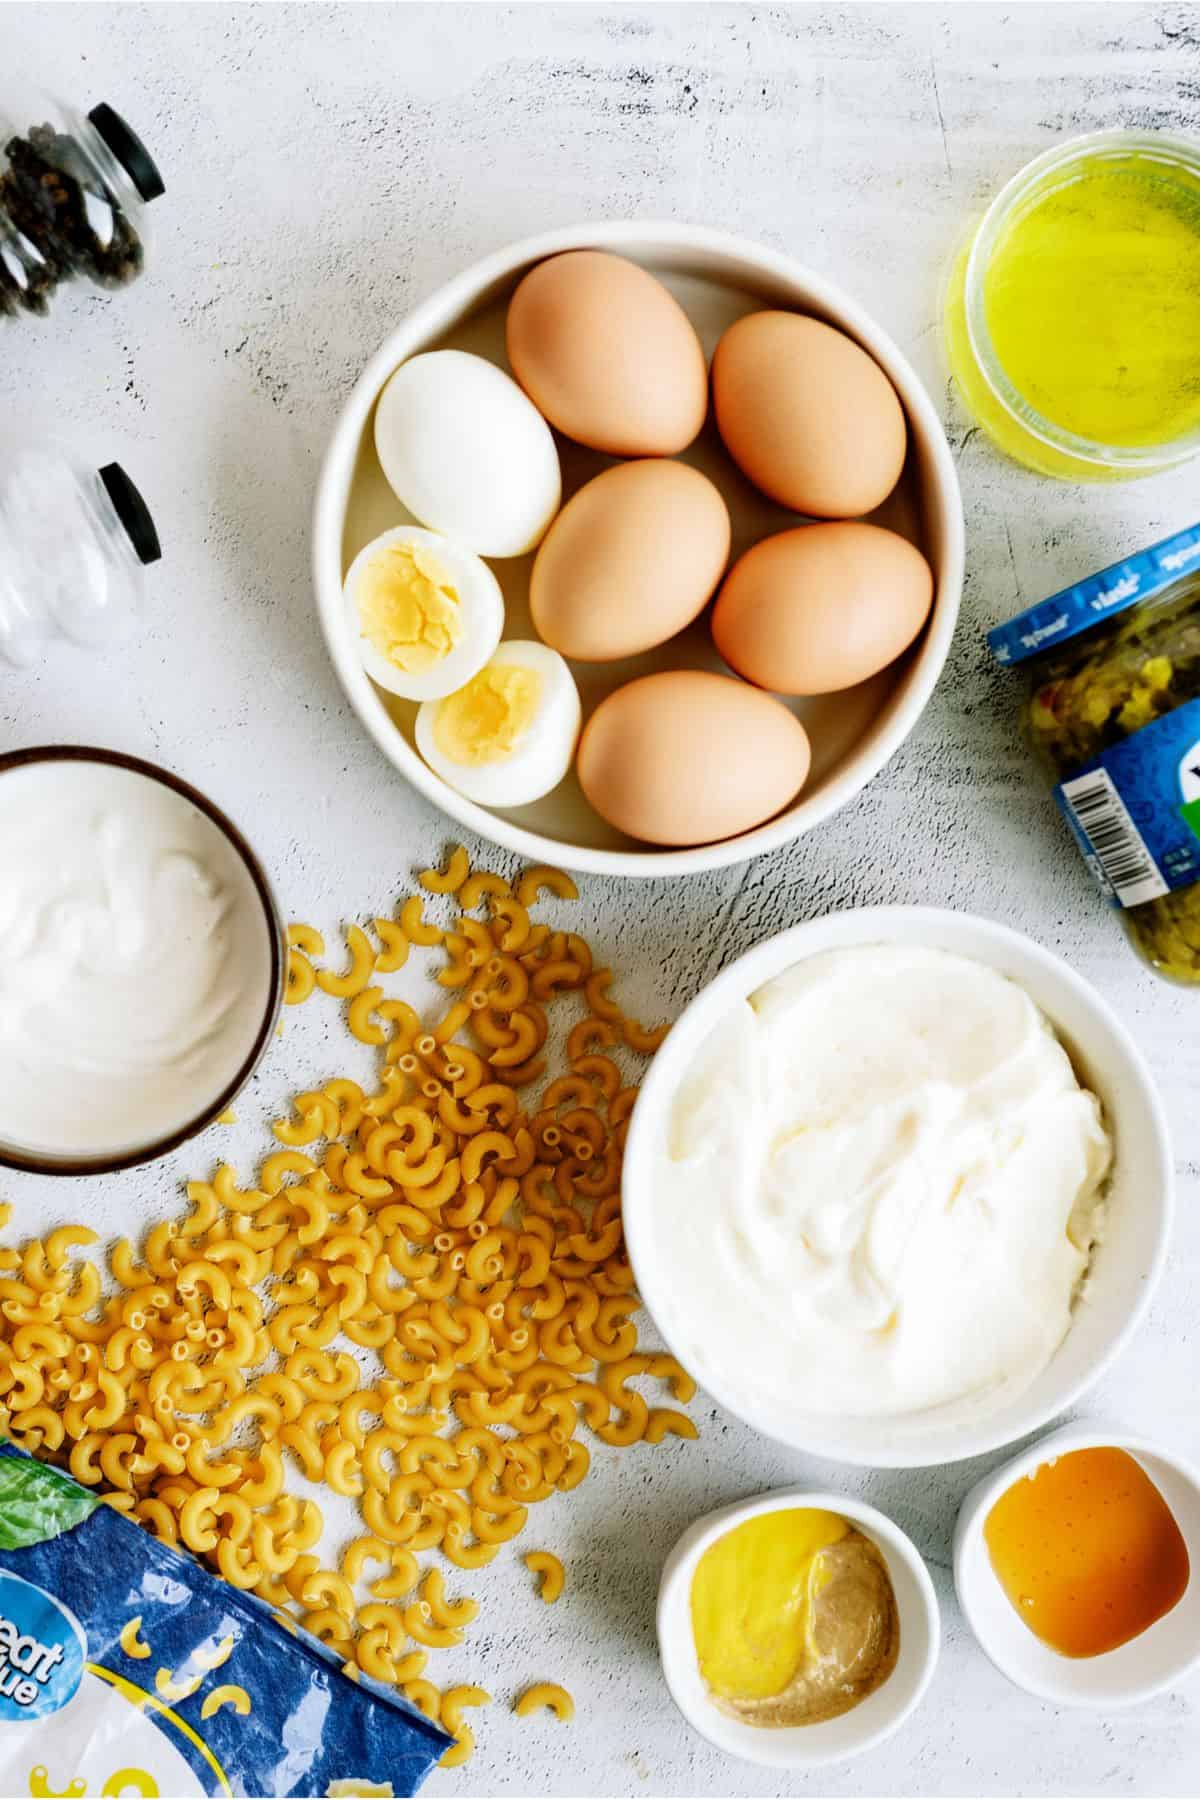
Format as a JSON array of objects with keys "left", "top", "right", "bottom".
[{"left": 1, "top": 5, "right": 1198, "bottom": 1794}]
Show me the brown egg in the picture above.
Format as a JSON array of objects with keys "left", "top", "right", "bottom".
[
  {"left": 506, "top": 251, "right": 708, "bottom": 456},
  {"left": 577, "top": 670, "right": 811, "bottom": 847},
  {"left": 711, "top": 311, "right": 908, "bottom": 517},
  {"left": 530, "top": 460, "right": 730, "bottom": 663},
  {"left": 712, "top": 521, "right": 934, "bottom": 696}
]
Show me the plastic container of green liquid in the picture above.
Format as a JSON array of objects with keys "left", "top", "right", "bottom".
[{"left": 945, "top": 129, "right": 1200, "bottom": 481}]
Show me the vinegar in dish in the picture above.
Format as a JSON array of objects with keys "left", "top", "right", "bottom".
[{"left": 985, "top": 1446, "right": 1190, "bottom": 1658}]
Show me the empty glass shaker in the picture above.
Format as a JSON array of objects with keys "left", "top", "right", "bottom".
[{"left": 0, "top": 447, "right": 161, "bottom": 665}]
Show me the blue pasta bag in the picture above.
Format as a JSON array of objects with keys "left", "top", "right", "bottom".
[{"left": 0, "top": 1444, "right": 449, "bottom": 1797}]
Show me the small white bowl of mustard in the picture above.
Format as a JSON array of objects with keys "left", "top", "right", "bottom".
[
  {"left": 955, "top": 1422, "right": 1200, "bottom": 1707},
  {"left": 657, "top": 1489, "right": 940, "bottom": 1768}
]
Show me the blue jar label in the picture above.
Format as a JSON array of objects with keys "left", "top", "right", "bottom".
[
  {"left": 989, "top": 521, "right": 1200, "bottom": 667},
  {"left": 0, "top": 1571, "right": 85, "bottom": 1720},
  {"left": 1055, "top": 696, "right": 1200, "bottom": 908}
]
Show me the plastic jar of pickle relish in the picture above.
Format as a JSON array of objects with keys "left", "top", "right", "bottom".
[{"left": 989, "top": 523, "right": 1200, "bottom": 984}]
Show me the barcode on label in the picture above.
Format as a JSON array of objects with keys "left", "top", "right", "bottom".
[{"left": 1060, "top": 769, "right": 1169, "bottom": 907}]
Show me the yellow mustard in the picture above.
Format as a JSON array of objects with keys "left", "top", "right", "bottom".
[{"left": 690, "top": 1508, "right": 849, "bottom": 1701}]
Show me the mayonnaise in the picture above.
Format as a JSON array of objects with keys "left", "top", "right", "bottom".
[
  {"left": 0, "top": 759, "right": 275, "bottom": 1158},
  {"left": 653, "top": 946, "right": 1112, "bottom": 1425}
]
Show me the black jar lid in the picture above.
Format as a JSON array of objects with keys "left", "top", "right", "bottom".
[
  {"left": 88, "top": 104, "right": 165, "bottom": 203},
  {"left": 99, "top": 463, "right": 161, "bottom": 565}
]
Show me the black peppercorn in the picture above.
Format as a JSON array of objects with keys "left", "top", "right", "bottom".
[{"left": 0, "top": 103, "right": 161, "bottom": 319}]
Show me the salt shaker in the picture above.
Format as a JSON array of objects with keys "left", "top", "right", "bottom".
[
  {"left": 0, "top": 448, "right": 161, "bottom": 665},
  {"left": 0, "top": 96, "right": 164, "bottom": 318}
]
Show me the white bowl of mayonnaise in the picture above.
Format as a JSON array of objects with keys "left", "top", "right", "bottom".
[
  {"left": 0, "top": 747, "right": 286, "bottom": 1175},
  {"left": 623, "top": 906, "right": 1171, "bottom": 1467}
]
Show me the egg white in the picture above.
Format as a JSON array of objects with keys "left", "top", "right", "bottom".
[
  {"left": 343, "top": 525, "right": 503, "bottom": 702},
  {"left": 374, "top": 350, "right": 562, "bottom": 558},
  {"left": 416, "top": 640, "right": 581, "bottom": 807}
]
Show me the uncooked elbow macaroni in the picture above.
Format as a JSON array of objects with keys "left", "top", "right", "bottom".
[
  {"left": 0, "top": 850, "right": 688, "bottom": 1771},
  {"left": 514, "top": 1682, "right": 575, "bottom": 1721},
  {"left": 523, "top": 1551, "right": 564, "bottom": 1603},
  {"left": 0, "top": 1448, "right": 449, "bottom": 1793}
]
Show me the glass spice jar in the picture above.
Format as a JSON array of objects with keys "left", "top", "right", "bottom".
[
  {"left": 0, "top": 447, "right": 161, "bottom": 665},
  {"left": 989, "top": 523, "right": 1200, "bottom": 984},
  {"left": 0, "top": 96, "right": 163, "bottom": 318}
]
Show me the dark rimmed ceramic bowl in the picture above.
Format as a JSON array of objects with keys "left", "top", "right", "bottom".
[{"left": 0, "top": 745, "right": 285, "bottom": 1176}]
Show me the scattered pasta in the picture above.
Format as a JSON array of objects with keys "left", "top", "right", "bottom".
[
  {"left": 420, "top": 846, "right": 471, "bottom": 895},
  {"left": 439, "top": 1683, "right": 490, "bottom": 1766},
  {"left": 513, "top": 1681, "right": 575, "bottom": 1721},
  {"left": 439, "top": 1728, "right": 475, "bottom": 1769},
  {"left": 0, "top": 850, "right": 685, "bottom": 1772},
  {"left": 523, "top": 1551, "right": 564, "bottom": 1603}
]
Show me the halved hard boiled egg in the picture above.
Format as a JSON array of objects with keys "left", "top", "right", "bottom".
[
  {"left": 415, "top": 641, "right": 581, "bottom": 807},
  {"left": 343, "top": 525, "right": 503, "bottom": 702}
]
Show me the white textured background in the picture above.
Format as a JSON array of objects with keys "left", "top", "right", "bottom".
[{"left": 2, "top": 5, "right": 1200, "bottom": 1795}]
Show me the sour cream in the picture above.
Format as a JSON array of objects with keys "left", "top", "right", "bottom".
[
  {"left": 653, "top": 946, "right": 1112, "bottom": 1425},
  {"left": 0, "top": 757, "right": 277, "bottom": 1161}
]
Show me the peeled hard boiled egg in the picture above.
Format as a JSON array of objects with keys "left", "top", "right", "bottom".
[
  {"left": 530, "top": 460, "right": 731, "bottom": 662},
  {"left": 343, "top": 525, "right": 503, "bottom": 702},
  {"left": 374, "top": 350, "right": 561, "bottom": 557},
  {"left": 416, "top": 640, "right": 581, "bottom": 807},
  {"left": 712, "top": 311, "right": 907, "bottom": 518},
  {"left": 577, "top": 670, "right": 811, "bottom": 846},
  {"left": 712, "top": 521, "right": 934, "bottom": 696},
  {"left": 506, "top": 251, "right": 708, "bottom": 456}
]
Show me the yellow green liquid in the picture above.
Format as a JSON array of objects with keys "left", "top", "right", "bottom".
[{"left": 947, "top": 150, "right": 1200, "bottom": 477}]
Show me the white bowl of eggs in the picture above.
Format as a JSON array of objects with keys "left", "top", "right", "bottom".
[{"left": 314, "top": 223, "right": 964, "bottom": 876}]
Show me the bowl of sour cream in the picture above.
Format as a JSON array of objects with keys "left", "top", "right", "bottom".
[
  {"left": 622, "top": 906, "right": 1171, "bottom": 1467},
  {"left": 0, "top": 746, "right": 285, "bottom": 1175}
]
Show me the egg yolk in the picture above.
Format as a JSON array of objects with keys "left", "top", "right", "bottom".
[
  {"left": 690, "top": 1508, "right": 849, "bottom": 1700},
  {"left": 433, "top": 664, "right": 542, "bottom": 766},
  {"left": 355, "top": 542, "right": 462, "bottom": 672}
]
